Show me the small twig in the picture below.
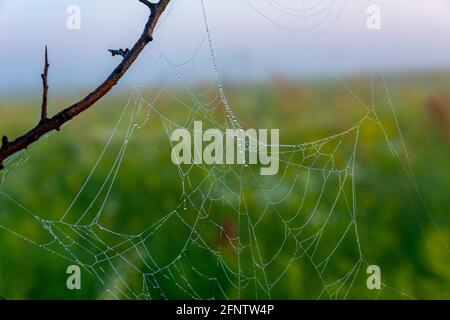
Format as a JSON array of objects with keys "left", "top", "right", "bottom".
[
  {"left": 108, "top": 48, "right": 130, "bottom": 58},
  {"left": 40, "top": 46, "right": 50, "bottom": 123}
]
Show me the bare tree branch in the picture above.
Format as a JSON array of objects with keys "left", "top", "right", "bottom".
[{"left": 0, "top": 0, "right": 171, "bottom": 171}]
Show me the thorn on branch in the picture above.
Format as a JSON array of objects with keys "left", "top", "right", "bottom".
[
  {"left": 40, "top": 46, "right": 50, "bottom": 123},
  {"left": 1, "top": 136, "right": 9, "bottom": 150},
  {"left": 108, "top": 48, "right": 130, "bottom": 58}
]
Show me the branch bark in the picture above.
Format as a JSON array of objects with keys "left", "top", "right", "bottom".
[{"left": 0, "top": 0, "right": 171, "bottom": 171}]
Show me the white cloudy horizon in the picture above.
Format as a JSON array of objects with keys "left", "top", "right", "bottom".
[{"left": 0, "top": 0, "right": 449, "bottom": 93}]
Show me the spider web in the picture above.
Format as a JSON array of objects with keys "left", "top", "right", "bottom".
[{"left": 0, "top": 0, "right": 442, "bottom": 300}]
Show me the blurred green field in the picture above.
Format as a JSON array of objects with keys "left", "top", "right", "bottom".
[{"left": 0, "top": 72, "right": 449, "bottom": 300}]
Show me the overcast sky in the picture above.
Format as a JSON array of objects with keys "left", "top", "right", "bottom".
[{"left": 0, "top": 0, "right": 449, "bottom": 93}]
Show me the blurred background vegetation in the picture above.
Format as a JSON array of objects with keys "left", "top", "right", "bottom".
[{"left": 0, "top": 72, "right": 449, "bottom": 300}]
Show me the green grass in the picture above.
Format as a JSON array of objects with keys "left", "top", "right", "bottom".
[{"left": 0, "top": 72, "right": 449, "bottom": 299}]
